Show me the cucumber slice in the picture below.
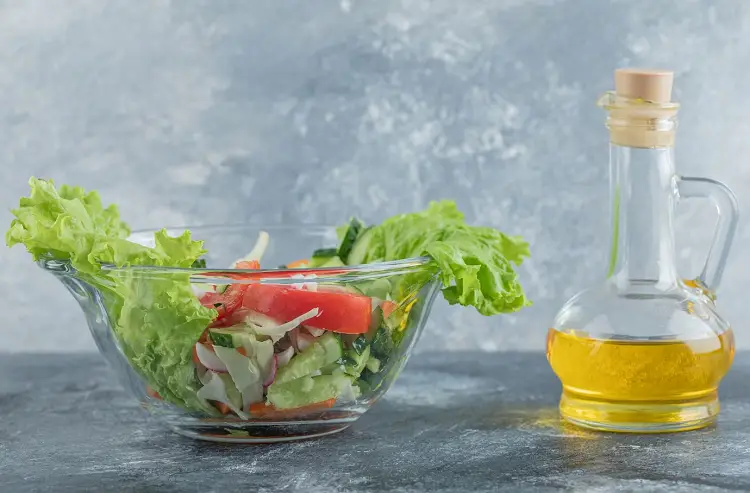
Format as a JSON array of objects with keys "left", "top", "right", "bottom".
[
  {"left": 342, "top": 346, "right": 370, "bottom": 377},
  {"left": 371, "top": 326, "right": 394, "bottom": 358},
  {"left": 312, "top": 248, "right": 338, "bottom": 259},
  {"left": 266, "top": 374, "right": 353, "bottom": 410},
  {"left": 365, "top": 355, "right": 381, "bottom": 373},
  {"left": 358, "top": 278, "right": 391, "bottom": 299},
  {"left": 308, "top": 248, "right": 340, "bottom": 268},
  {"left": 367, "top": 306, "right": 384, "bottom": 339},
  {"left": 274, "top": 333, "right": 343, "bottom": 384},
  {"left": 209, "top": 328, "right": 239, "bottom": 348},
  {"left": 346, "top": 227, "right": 375, "bottom": 266},
  {"left": 317, "top": 283, "right": 362, "bottom": 295},
  {"left": 351, "top": 335, "right": 369, "bottom": 355},
  {"left": 319, "top": 256, "right": 345, "bottom": 267},
  {"left": 337, "top": 219, "right": 364, "bottom": 263}
]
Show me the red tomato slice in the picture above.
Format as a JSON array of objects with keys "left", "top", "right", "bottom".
[
  {"left": 200, "top": 284, "right": 249, "bottom": 326},
  {"left": 241, "top": 284, "right": 371, "bottom": 334}
]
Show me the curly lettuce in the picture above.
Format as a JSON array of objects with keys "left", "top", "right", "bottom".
[
  {"left": 7, "top": 177, "right": 216, "bottom": 413},
  {"left": 345, "top": 200, "right": 530, "bottom": 315}
]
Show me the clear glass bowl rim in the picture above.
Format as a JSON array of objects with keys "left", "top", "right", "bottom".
[{"left": 37, "top": 223, "right": 437, "bottom": 283}]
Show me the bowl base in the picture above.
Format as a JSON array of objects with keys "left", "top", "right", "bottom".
[
  {"left": 163, "top": 411, "right": 360, "bottom": 443},
  {"left": 170, "top": 422, "right": 351, "bottom": 443}
]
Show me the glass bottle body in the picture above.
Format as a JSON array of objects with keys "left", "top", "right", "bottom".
[{"left": 548, "top": 135, "right": 738, "bottom": 433}]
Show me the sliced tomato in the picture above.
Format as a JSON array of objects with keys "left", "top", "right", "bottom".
[
  {"left": 201, "top": 284, "right": 248, "bottom": 326},
  {"left": 286, "top": 259, "right": 310, "bottom": 269},
  {"left": 381, "top": 300, "right": 398, "bottom": 318},
  {"left": 241, "top": 284, "right": 371, "bottom": 334},
  {"left": 203, "top": 268, "right": 348, "bottom": 282},
  {"left": 234, "top": 260, "right": 260, "bottom": 270}
]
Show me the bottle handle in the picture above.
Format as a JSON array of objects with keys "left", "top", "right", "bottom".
[{"left": 676, "top": 176, "right": 739, "bottom": 293}]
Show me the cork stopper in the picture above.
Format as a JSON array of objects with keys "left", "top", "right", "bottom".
[{"left": 614, "top": 68, "right": 674, "bottom": 103}]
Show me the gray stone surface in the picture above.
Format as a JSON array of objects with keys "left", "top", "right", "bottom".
[
  {"left": 2, "top": 352, "right": 750, "bottom": 492},
  {"left": 2, "top": 0, "right": 750, "bottom": 353}
]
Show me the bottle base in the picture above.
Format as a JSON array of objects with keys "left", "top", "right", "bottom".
[{"left": 559, "top": 390, "right": 719, "bottom": 433}]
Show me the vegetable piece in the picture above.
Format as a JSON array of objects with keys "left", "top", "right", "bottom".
[
  {"left": 295, "top": 332, "right": 315, "bottom": 352},
  {"left": 235, "top": 260, "right": 261, "bottom": 270},
  {"left": 365, "top": 356, "right": 381, "bottom": 373},
  {"left": 243, "top": 308, "right": 320, "bottom": 343},
  {"left": 346, "top": 226, "right": 376, "bottom": 266},
  {"left": 337, "top": 218, "right": 363, "bottom": 263},
  {"left": 309, "top": 248, "right": 340, "bottom": 268},
  {"left": 263, "top": 355, "right": 278, "bottom": 388},
  {"left": 232, "top": 231, "right": 269, "bottom": 267},
  {"left": 6, "top": 178, "right": 218, "bottom": 414},
  {"left": 274, "top": 332, "right": 343, "bottom": 384},
  {"left": 212, "top": 346, "right": 264, "bottom": 409},
  {"left": 194, "top": 343, "right": 229, "bottom": 373},
  {"left": 266, "top": 374, "right": 354, "bottom": 410},
  {"left": 371, "top": 327, "right": 394, "bottom": 359},
  {"left": 196, "top": 371, "right": 248, "bottom": 419},
  {"left": 381, "top": 300, "right": 398, "bottom": 319},
  {"left": 318, "top": 256, "right": 345, "bottom": 267},
  {"left": 277, "top": 346, "right": 295, "bottom": 367},
  {"left": 242, "top": 285, "right": 372, "bottom": 334},
  {"left": 201, "top": 284, "right": 248, "bottom": 326},
  {"left": 286, "top": 259, "right": 309, "bottom": 269},
  {"left": 312, "top": 248, "right": 338, "bottom": 258},
  {"left": 351, "top": 336, "right": 369, "bottom": 355},
  {"left": 146, "top": 386, "right": 162, "bottom": 400},
  {"left": 305, "top": 326, "right": 326, "bottom": 337},
  {"left": 208, "top": 328, "right": 237, "bottom": 348},
  {"left": 222, "top": 331, "right": 275, "bottom": 386},
  {"left": 330, "top": 200, "right": 531, "bottom": 316},
  {"left": 191, "top": 258, "right": 207, "bottom": 268},
  {"left": 342, "top": 345, "right": 371, "bottom": 377},
  {"left": 248, "top": 398, "right": 336, "bottom": 418}
]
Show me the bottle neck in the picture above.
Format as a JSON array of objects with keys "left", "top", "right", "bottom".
[{"left": 607, "top": 143, "right": 679, "bottom": 291}]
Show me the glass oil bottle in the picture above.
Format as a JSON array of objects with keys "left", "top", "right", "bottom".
[{"left": 547, "top": 68, "right": 739, "bottom": 433}]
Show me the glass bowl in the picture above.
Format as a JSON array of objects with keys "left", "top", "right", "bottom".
[{"left": 39, "top": 225, "right": 441, "bottom": 443}]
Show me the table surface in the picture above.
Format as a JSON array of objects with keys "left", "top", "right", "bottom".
[{"left": 2, "top": 351, "right": 749, "bottom": 493}]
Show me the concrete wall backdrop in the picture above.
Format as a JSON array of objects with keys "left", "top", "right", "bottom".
[{"left": 1, "top": 0, "right": 749, "bottom": 352}]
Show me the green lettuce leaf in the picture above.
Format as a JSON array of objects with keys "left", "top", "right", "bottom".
[
  {"left": 347, "top": 200, "right": 530, "bottom": 316},
  {"left": 7, "top": 177, "right": 216, "bottom": 413}
]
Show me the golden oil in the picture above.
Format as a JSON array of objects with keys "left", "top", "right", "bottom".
[{"left": 546, "top": 328, "right": 735, "bottom": 432}]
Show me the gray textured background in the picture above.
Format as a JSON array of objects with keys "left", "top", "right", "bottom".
[{"left": 2, "top": 0, "right": 749, "bottom": 352}]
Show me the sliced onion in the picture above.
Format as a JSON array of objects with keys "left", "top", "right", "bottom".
[
  {"left": 245, "top": 308, "right": 320, "bottom": 343},
  {"left": 232, "top": 231, "right": 270, "bottom": 267},
  {"left": 304, "top": 326, "right": 326, "bottom": 337},
  {"left": 196, "top": 371, "right": 249, "bottom": 419},
  {"left": 276, "top": 346, "right": 295, "bottom": 367},
  {"left": 289, "top": 327, "right": 300, "bottom": 351},
  {"left": 296, "top": 333, "right": 315, "bottom": 352},
  {"left": 195, "top": 343, "right": 228, "bottom": 373},
  {"left": 263, "top": 355, "right": 278, "bottom": 388}
]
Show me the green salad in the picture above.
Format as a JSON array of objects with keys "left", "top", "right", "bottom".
[{"left": 7, "top": 177, "right": 530, "bottom": 418}]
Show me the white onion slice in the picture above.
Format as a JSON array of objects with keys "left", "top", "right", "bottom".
[
  {"left": 196, "top": 371, "right": 249, "bottom": 419},
  {"left": 296, "top": 333, "right": 315, "bottom": 352},
  {"left": 263, "top": 355, "right": 278, "bottom": 388},
  {"left": 232, "top": 231, "right": 270, "bottom": 266},
  {"left": 194, "top": 343, "right": 228, "bottom": 373},
  {"left": 276, "top": 346, "right": 295, "bottom": 367},
  {"left": 245, "top": 308, "right": 320, "bottom": 343},
  {"left": 305, "top": 326, "right": 326, "bottom": 337}
]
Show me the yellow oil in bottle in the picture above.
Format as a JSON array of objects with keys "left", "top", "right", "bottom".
[{"left": 546, "top": 328, "right": 735, "bottom": 432}]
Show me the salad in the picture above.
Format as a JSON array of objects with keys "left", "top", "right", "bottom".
[{"left": 7, "top": 178, "right": 530, "bottom": 419}]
